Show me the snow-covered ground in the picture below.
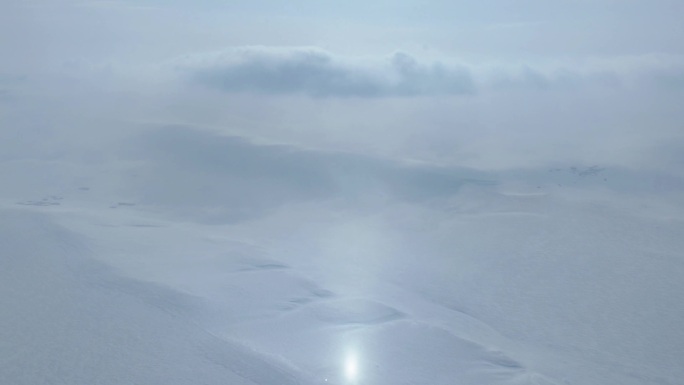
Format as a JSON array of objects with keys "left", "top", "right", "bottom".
[{"left": 2, "top": 125, "right": 684, "bottom": 385}]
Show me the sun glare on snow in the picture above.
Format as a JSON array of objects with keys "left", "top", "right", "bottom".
[{"left": 344, "top": 350, "right": 359, "bottom": 383}]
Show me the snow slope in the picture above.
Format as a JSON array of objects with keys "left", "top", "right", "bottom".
[
  {"left": 2, "top": 126, "right": 684, "bottom": 385},
  {"left": 0, "top": 210, "right": 312, "bottom": 385}
]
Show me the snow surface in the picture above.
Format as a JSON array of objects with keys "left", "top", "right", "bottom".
[{"left": 2, "top": 127, "right": 684, "bottom": 385}]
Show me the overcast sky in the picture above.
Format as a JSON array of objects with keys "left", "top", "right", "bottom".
[{"left": 2, "top": 0, "right": 683, "bottom": 173}]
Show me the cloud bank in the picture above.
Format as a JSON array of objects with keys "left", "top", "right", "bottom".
[
  {"left": 177, "top": 48, "right": 475, "bottom": 98},
  {"left": 175, "top": 47, "right": 684, "bottom": 100}
]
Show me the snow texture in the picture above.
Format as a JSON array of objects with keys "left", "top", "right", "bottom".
[{"left": 1, "top": 127, "right": 684, "bottom": 385}]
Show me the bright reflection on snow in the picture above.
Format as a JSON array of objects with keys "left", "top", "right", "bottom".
[{"left": 344, "top": 350, "right": 359, "bottom": 383}]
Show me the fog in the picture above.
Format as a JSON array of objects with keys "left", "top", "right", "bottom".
[{"left": 1, "top": 1, "right": 684, "bottom": 385}]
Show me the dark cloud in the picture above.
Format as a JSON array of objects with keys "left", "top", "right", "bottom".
[
  {"left": 642, "top": 66, "right": 684, "bottom": 91},
  {"left": 0, "top": 73, "right": 26, "bottom": 103},
  {"left": 179, "top": 48, "right": 475, "bottom": 98},
  {"left": 179, "top": 48, "right": 684, "bottom": 100}
]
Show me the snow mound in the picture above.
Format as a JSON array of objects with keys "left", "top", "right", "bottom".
[{"left": 0, "top": 210, "right": 310, "bottom": 385}]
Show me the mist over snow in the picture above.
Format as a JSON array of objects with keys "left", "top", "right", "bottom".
[{"left": 2, "top": 1, "right": 684, "bottom": 385}]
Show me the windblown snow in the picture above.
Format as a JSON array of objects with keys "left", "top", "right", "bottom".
[{"left": 2, "top": 126, "right": 684, "bottom": 385}]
